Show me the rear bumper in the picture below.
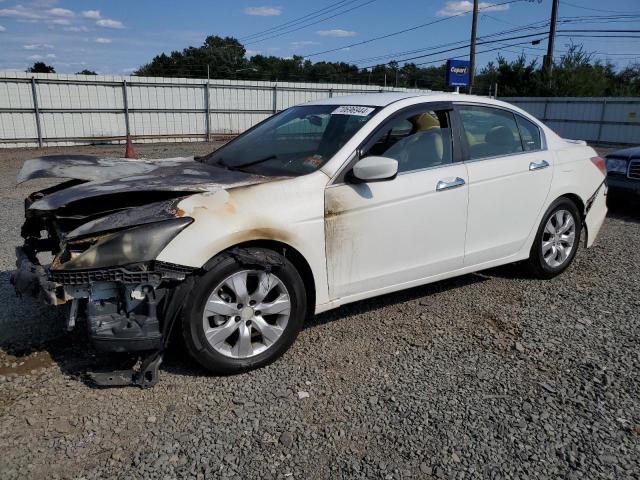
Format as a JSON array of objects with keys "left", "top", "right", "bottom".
[{"left": 584, "top": 181, "right": 608, "bottom": 248}]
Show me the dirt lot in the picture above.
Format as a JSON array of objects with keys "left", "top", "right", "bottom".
[{"left": 0, "top": 143, "right": 638, "bottom": 480}]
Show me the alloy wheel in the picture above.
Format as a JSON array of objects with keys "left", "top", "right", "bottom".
[
  {"left": 201, "top": 269, "right": 291, "bottom": 359},
  {"left": 541, "top": 209, "right": 576, "bottom": 268}
]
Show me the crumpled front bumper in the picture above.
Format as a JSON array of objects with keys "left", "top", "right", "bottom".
[
  {"left": 11, "top": 246, "right": 71, "bottom": 305},
  {"left": 11, "top": 245, "right": 194, "bottom": 353}
]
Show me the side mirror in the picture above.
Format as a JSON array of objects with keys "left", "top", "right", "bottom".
[{"left": 349, "top": 156, "right": 398, "bottom": 183}]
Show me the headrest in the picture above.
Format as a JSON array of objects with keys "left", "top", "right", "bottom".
[
  {"left": 486, "top": 126, "right": 515, "bottom": 146},
  {"left": 414, "top": 113, "right": 440, "bottom": 131}
]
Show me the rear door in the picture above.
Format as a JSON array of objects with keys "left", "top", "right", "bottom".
[{"left": 455, "top": 104, "right": 552, "bottom": 266}]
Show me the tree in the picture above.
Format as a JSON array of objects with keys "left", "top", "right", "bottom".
[
  {"left": 27, "top": 62, "right": 55, "bottom": 73},
  {"left": 133, "top": 34, "right": 640, "bottom": 95},
  {"left": 617, "top": 62, "right": 640, "bottom": 96},
  {"left": 135, "top": 35, "right": 247, "bottom": 79},
  {"left": 76, "top": 69, "right": 97, "bottom": 75}
]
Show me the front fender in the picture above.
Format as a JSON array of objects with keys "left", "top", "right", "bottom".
[{"left": 156, "top": 171, "right": 330, "bottom": 306}]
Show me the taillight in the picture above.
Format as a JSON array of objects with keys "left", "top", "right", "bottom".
[{"left": 590, "top": 156, "right": 606, "bottom": 176}]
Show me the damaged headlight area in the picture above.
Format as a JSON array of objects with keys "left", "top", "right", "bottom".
[
  {"left": 13, "top": 215, "right": 195, "bottom": 359},
  {"left": 60, "top": 218, "right": 192, "bottom": 270}
]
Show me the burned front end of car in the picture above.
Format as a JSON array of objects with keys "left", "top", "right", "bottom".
[
  {"left": 11, "top": 154, "right": 274, "bottom": 385},
  {"left": 13, "top": 182, "right": 196, "bottom": 354}
]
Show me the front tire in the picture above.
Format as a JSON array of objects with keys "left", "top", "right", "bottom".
[
  {"left": 182, "top": 248, "right": 307, "bottom": 374},
  {"left": 526, "top": 197, "right": 582, "bottom": 279}
]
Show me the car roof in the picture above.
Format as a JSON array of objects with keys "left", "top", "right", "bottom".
[{"left": 302, "top": 91, "right": 520, "bottom": 109}]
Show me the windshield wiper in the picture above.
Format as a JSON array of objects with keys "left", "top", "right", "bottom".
[
  {"left": 232, "top": 155, "right": 278, "bottom": 169},
  {"left": 214, "top": 155, "right": 277, "bottom": 172}
]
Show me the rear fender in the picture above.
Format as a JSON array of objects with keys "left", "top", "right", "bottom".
[{"left": 583, "top": 181, "right": 608, "bottom": 248}]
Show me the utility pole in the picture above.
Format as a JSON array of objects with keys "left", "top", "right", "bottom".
[
  {"left": 469, "top": 0, "right": 479, "bottom": 91},
  {"left": 544, "top": 0, "right": 559, "bottom": 75}
]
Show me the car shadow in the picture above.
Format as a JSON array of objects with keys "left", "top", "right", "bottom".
[
  {"left": 0, "top": 269, "right": 489, "bottom": 386},
  {"left": 306, "top": 272, "right": 487, "bottom": 329}
]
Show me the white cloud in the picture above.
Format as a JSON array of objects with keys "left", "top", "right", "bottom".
[
  {"left": 437, "top": 1, "right": 509, "bottom": 16},
  {"left": 245, "top": 49, "right": 260, "bottom": 57},
  {"left": 291, "top": 40, "right": 320, "bottom": 47},
  {"left": 64, "top": 25, "right": 88, "bottom": 32},
  {"left": 46, "top": 53, "right": 56, "bottom": 58},
  {"left": 52, "top": 18, "right": 70, "bottom": 25},
  {"left": 316, "top": 29, "right": 356, "bottom": 37},
  {"left": 82, "top": 10, "right": 101, "bottom": 19},
  {"left": 243, "top": 6, "right": 282, "bottom": 16},
  {"left": 0, "top": 25, "right": 5, "bottom": 32},
  {"left": 47, "top": 7, "right": 74, "bottom": 17},
  {"left": 96, "top": 18, "right": 123, "bottom": 28},
  {"left": 24, "top": 43, "right": 54, "bottom": 50},
  {"left": 28, "top": 54, "right": 43, "bottom": 60},
  {"left": 95, "top": 37, "right": 111, "bottom": 44},
  {"left": 0, "top": 5, "right": 42, "bottom": 19}
]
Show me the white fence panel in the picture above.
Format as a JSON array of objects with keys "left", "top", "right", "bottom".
[
  {"left": 3, "top": 73, "right": 638, "bottom": 148},
  {"left": 504, "top": 97, "right": 640, "bottom": 145},
  {"left": 0, "top": 72, "right": 423, "bottom": 148}
]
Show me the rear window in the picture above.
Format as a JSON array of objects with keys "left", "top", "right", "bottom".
[
  {"left": 458, "top": 105, "right": 524, "bottom": 160},
  {"left": 516, "top": 115, "right": 542, "bottom": 151}
]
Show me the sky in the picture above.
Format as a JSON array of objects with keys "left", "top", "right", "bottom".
[{"left": 0, "top": 0, "right": 638, "bottom": 76}]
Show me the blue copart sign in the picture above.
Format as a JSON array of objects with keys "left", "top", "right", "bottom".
[{"left": 446, "top": 60, "right": 471, "bottom": 87}]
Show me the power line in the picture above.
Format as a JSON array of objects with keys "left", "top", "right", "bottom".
[
  {"left": 300, "top": 0, "right": 526, "bottom": 58},
  {"left": 239, "top": 0, "right": 356, "bottom": 40},
  {"left": 347, "top": 20, "right": 549, "bottom": 64},
  {"left": 558, "top": 34, "right": 640, "bottom": 38},
  {"left": 361, "top": 31, "right": 550, "bottom": 68},
  {"left": 377, "top": 30, "right": 639, "bottom": 69},
  {"left": 412, "top": 38, "right": 550, "bottom": 67},
  {"left": 354, "top": 28, "right": 639, "bottom": 69},
  {"left": 244, "top": 0, "right": 380, "bottom": 45},
  {"left": 560, "top": 1, "right": 640, "bottom": 14},
  {"left": 348, "top": 23, "right": 546, "bottom": 64}
]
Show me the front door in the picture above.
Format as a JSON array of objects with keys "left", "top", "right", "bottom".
[{"left": 325, "top": 105, "right": 469, "bottom": 300}]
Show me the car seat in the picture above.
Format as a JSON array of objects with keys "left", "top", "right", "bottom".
[{"left": 385, "top": 129, "right": 444, "bottom": 171}]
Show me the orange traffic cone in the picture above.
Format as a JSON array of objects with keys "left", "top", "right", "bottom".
[{"left": 124, "top": 135, "right": 135, "bottom": 159}]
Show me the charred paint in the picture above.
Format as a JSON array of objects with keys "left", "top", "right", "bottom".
[
  {"left": 324, "top": 187, "right": 357, "bottom": 298},
  {"left": 18, "top": 154, "right": 278, "bottom": 211}
]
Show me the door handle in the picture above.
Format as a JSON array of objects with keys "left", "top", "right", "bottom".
[
  {"left": 529, "top": 160, "right": 550, "bottom": 171},
  {"left": 436, "top": 177, "right": 466, "bottom": 191}
]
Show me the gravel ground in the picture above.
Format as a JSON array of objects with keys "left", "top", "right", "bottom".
[{"left": 0, "top": 143, "right": 638, "bottom": 480}]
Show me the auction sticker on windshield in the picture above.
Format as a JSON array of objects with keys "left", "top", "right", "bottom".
[{"left": 332, "top": 106, "right": 375, "bottom": 116}]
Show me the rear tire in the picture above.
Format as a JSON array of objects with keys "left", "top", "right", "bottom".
[
  {"left": 182, "top": 248, "right": 306, "bottom": 374},
  {"left": 526, "top": 197, "right": 582, "bottom": 279}
]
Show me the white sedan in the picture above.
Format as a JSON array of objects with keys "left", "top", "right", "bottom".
[{"left": 14, "top": 92, "right": 608, "bottom": 382}]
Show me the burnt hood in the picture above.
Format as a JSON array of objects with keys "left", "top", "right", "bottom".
[{"left": 17, "top": 155, "right": 275, "bottom": 211}]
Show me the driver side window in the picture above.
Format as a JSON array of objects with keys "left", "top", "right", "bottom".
[{"left": 363, "top": 108, "right": 453, "bottom": 173}]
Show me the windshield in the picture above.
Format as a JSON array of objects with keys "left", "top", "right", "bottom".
[{"left": 202, "top": 104, "right": 379, "bottom": 176}]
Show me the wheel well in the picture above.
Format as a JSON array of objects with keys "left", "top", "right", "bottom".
[
  {"left": 559, "top": 193, "right": 586, "bottom": 220},
  {"left": 557, "top": 193, "right": 587, "bottom": 246},
  {"left": 222, "top": 240, "right": 316, "bottom": 319}
]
